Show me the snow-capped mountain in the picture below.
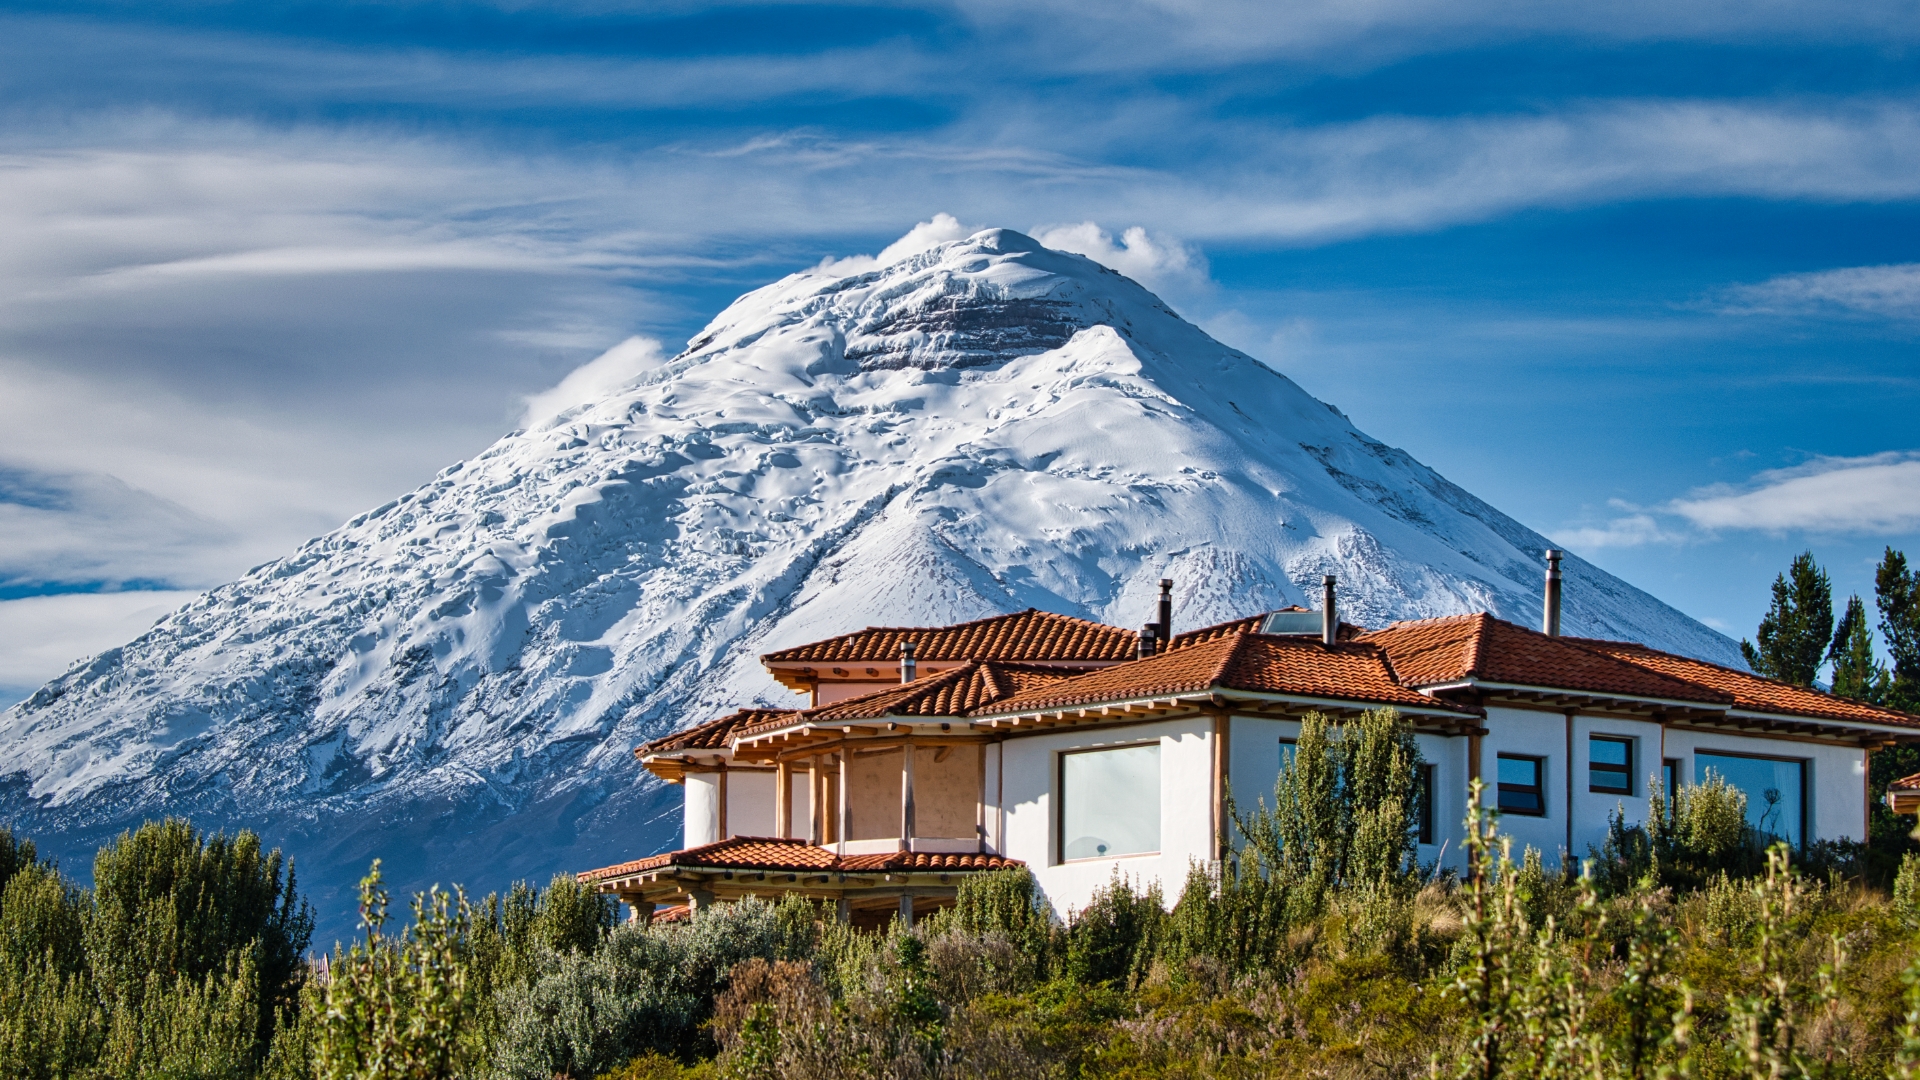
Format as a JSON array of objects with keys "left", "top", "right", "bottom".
[{"left": 0, "top": 228, "right": 1739, "bottom": 936}]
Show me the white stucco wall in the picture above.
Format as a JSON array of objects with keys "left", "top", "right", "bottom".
[
  {"left": 727, "top": 768, "right": 777, "bottom": 838},
  {"left": 1000, "top": 716, "right": 1215, "bottom": 918},
  {"left": 684, "top": 773, "right": 719, "bottom": 848},
  {"left": 1415, "top": 731, "right": 1470, "bottom": 873},
  {"left": 1475, "top": 705, "right": 1574, "bottom": 867},
  {"left": 1662, "top": 728, "right": 1867, "bottom": 844},
  {"left": 1566, "top": 715, "right": 1664, "bottom": 858}
]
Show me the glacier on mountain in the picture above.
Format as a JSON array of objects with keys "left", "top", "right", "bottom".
[{"left": 0, "top": 227, "right": 1741, "bottom": 936}]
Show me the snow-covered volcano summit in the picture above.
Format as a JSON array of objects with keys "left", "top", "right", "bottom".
[{"left": 0, "top": 227, "right": 1738, "bottom": 930}]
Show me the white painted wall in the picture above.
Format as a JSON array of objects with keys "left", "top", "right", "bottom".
[
  {"left": 684, "top": 773, "right": 719, "bottom": 848},
  {"left": 1475, "top": 706, "right": 1573, "bottom": 867},
  {"left": 1662, "top": 729, "right": 1867, "bottom": 843},
  {"left": 727, "top": 769, "right": 778, "bottom": 838},
  {"left": 1000, "top": 716, "right": 1215, "bottom": 917},
  {"left": 1568, "top": 715, "right": 1664, "bottom": 858},
  {"left": 1415, "top": 731, "right": 1470, "bottom": 874},
  {"left": 1225, "top": 714, "right": 1300, "bottom": 821}
]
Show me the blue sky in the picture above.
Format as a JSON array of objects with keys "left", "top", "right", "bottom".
[{"left": 0, "top": 0, "right": 1916, "bottom": 699}]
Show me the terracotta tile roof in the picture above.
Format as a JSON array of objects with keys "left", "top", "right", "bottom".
[
  {"left": 971, "top": 632, "right": 1476, "bottom": 717},
  {"left": 788, "top": 662, "right": 1077, "bottom": 724},
  {"left": 637, "top": 708, "right": 800, "bottom": 757},
  {"left": 761, "top": 608, "right": 1138, "bottom": 664},
  {"left": 579, "top": 836, "right": 838, "bottom": 881},
  {"left": 578, "top": 836, "right": 1021, "bottom": 882},
  {"left": 1359, "top": 614, "right": 1730, "bottom": 705},
  {"left": 1569, "top": 638, "right": 1920, "bottom": 728},
  {"left": 838, "top": 850, "right": 1022, "bottom": 872}
]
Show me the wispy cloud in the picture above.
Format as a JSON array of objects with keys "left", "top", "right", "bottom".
[
  {"left": 0, "top": 591, "right": 202, "bottom": 705},
  {"left": 1671, "top": 453, "right": 1920, "bottom": 533},
  {"left": 1711, "top": 263, "right": 1920, "bottom": 318},
  {"left": 1558, "top": 453, "right": 1920, "bottom": 550}
]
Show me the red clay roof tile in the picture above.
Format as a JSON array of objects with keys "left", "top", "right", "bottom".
[
  {"left": 1360, "top": 614, "right": 1730, "bottom": 705},
  {"left": 636, "top": 708, "right": 799, "bottom": 757},
  {"left": 1569, "top": 638, "right": 1920, "bottom": 728},
  {"left": 577, "top": 836, "right": 1021, "bottom": 882},
  {"left": 971, "top": 632, "right": 1475, "bottom": 717},
  {"left": 761, "top": 609, "right": 1138, "bottom": 665}
]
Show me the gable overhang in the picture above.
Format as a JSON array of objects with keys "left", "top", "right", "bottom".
[{"left": 1412, "top": 678, "right": 1731, "bottom": 721}]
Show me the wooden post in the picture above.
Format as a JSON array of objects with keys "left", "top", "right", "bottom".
[
  {"left": 808, "top": 758, "right": 825, "bottom": 846},
  {"left": 775, "top": 760, "right": 792, "bottom": 839},
  {"left": 717, "top": 759, "right": 729, "bottom": 841},
  {"left": 898, "top": 890, "right": 915, "bottom": 928},
  {"left": 838, "top": 752, "right": 852, "bottom": 855},
  {"left": 976, "top": 743, "right": 988, "bottom": 853},
  {"left": 900, "top": 740, "right": 917, "bottom": 852}
]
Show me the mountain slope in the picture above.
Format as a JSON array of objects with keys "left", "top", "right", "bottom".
[{"left": 0, "top": 229, "right": 1740, "bottom": 936}]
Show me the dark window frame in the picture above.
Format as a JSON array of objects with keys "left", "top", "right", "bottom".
[
  {"left": 1693, "top": 748, "right": 1810, "bottom": 850},
  {"left": 1661, "top": 758, "right": 1680, "bottom": 809},
  {"left": 1589, "top": 735, "right": 1633, "bottom": 795},
  {"left": 1415, "top": 763, "right": 1437, "bottom": 845},
  {"left": 1496, "top": 753, "right": 1547, "bottom": 816},
  {"left": 1056, "top": 741, "right": 1163, "bottom": 865}
]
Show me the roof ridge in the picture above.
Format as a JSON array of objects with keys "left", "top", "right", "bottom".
[
  {"left": 1207, "top": 631, "right": 1251, "bottom": 688},
  {"left": 1461, "top": 612, "right": 1491, "bottom": 678}
]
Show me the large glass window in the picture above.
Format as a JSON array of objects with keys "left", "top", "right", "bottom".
[
  {"left": 1695, "top": 751, "right": 1805, "bottom": 848},
  {"left": 1589, "top": 736, "right": 1632, "bottom": 795},
  {"left": 1059, "top": 743, "right": 1161, "bottom": 861},
  {"left": 1497, "top": 754, "right": 1545, "bottom": 816}
]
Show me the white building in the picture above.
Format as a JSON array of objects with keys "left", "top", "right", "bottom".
[{"left": 581, "top": 574, "right": 1920, "bottom": 925}]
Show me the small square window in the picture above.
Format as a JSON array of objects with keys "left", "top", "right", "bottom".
[
  {"left": 1496, "top": 754, "right": 1545, "bottom": 816},
  {"left": 1589, "top": 735, "right": 1632, "bottom": 795}
]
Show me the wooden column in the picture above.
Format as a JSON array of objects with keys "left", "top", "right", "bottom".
[
  {"left": 975, "top": 743, "right": 988, "bottom": 853},
  {"left": 775, "top": 760, "right": 793, "bottom": 839},
  {"left": 900, "top": 740, "right": 917, "bottom": 852},
  {"left": 898, "top": 890, "right": 915, "bottom": 928},
  {"left": 808, "top": 758, "right": 825, "bottom": 845},
  {"left": 838, "top": 752, "right": 852, "bottom": 855},
  {"left": 717, "top": 759, "right": 730, "bottom": 841},
  {"left": 1564, "top": 711, "right": 1575, "bottom": 865}
]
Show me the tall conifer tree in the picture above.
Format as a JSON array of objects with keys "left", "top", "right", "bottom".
[
  {"left": 1740, "top": 551, "right": 1833, "bottom": 686},
  {"left": 1830, "top": 595, "right": 1889, "bottom": 703},
  {"left": 1877, "top": 547, "right": 1920, "bottom": 710}
]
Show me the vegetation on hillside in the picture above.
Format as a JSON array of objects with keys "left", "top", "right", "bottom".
[{"left": 7, "top": 708, "right": 1920, "bottom": 1079}]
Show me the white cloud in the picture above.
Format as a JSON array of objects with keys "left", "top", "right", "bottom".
[
  {"left": 0, "top": 590, "right": 201, "bottom": 705},
  {"left": 815, "top": 214, "right": 978, "bottom": 277},
  {"left": 522, "top": 336, "right": 667, "bottom": 427},
  {"left": 1671, "top": 453, "right": 1920, "bottom": 533},
  {"left": 1712, "top": 263, "right": 1920, "bottom": 318},
  {"left": 1029, "top": 222, "right": 1209, "bottom": 294},
  {"left": 1556, "top": 512, "right": 1686, "bottom": 550}
]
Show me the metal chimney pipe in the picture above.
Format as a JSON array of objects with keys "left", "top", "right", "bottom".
[
  {"left": 1158, "top": 578, "right": 1174, "bottom": 645},
  {"left": 1139, "top": 623, "right": 1159, "bottom": 659},
  {"left": 1543, "top": 550, "right": 1563, "bottom": 637},
  {"left": 1322, "top": 575, "right": 1338, "bottom": 647},
  {"left": 900, "top": 640, "right": 917, "bottom": 684}
]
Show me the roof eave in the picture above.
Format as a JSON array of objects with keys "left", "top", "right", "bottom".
[{"left": 1417, "top": 677, "right": 1731, "bottom": 714}]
